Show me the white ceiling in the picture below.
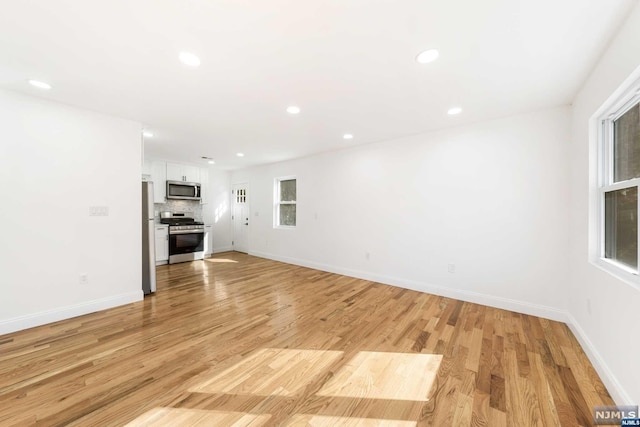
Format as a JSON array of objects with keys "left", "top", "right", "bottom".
[{"left": 0, "top": 0, "right": 635, "bottom": 169}]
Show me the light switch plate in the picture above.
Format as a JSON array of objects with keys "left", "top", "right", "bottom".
[{"left": 89, "top": 206, "right": 109, "bottom": 216}]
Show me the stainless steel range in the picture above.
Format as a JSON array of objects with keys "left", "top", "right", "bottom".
[{"left": 160, "top": 217, "right": 205, "bottom": 264}]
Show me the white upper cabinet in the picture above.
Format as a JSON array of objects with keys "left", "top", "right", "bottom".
[
  {"left": 166, "top": 163, "right": 183, "bottom": 181},
  {"left": 146, "top": 160, "right": 207, "bottom": 203},
  {"left": 184, "top": 165, "right": 200, "bottom": 183},
  {"left": 167, "top": 162, "right": 200, "bottom": 183},
  {"left": 151, "top": 161, "right": 167, "bottom": 203},
  {"left": 200, "top": 167, "right": 209, "bottom": 204},
  {"left": 142, "top": 158, "right": 153, "bottom": 181}
]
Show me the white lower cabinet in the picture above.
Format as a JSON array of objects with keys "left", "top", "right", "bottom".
[
  {"left": 204, "top": 224, "right": 213, "bottom": 255},
  {"left": 154, "top": 225, "right": 169, "bottom": 264}
]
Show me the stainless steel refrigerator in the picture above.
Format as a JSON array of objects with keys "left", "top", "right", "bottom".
[{"left": 142, "top": 181, "right": 157, "bottom": 294}]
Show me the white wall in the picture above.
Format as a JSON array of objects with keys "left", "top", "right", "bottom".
[
  {"left": 232, "top": 107, "right": 571, "bottom": 320},
  {"left": 568, "top": 3, "right": 640, "bottom": 405},
  {"left": 202, "top": 168, "right": 233, "bottom": 253},
  {"left": 0, "top": 89, "right": 143, "bottom": 334}
]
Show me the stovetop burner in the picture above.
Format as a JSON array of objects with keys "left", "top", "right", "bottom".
[{"left": 160, "top": 217, "right": 204, "bottom": 226}]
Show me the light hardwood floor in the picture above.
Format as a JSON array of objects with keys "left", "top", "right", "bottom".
[{"left": 0, "top": 252, "right": 614, "bottom": 426}]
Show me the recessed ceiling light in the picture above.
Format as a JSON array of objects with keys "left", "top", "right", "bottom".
[
  {"left": 343, "top": 134, "right": 354, "bottom": 140},
  {"left": 236, "top": 152, "right": 245, "bottom": 157},
  {"left": 447, "top": 107, "right": 462, "bottom": 115},
  {"left": 416, "top": 49, "right": 439, "bottom": 64},
  {"left": 286, "top": 106, "right": 301, "bottom": 114},
  {"left": 28, "top": 80, "right": 51, "bottom": 90},
  {"left": 179, "top": 51, "right": 201, "bottom": 67},
  {"left": 208, "top": 160, "right": 215, "bottom": 164},
  {"left": 142, "top": 131, "right": 154, "bottom": 138}
]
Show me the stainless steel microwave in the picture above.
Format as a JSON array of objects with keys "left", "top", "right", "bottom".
[{"left": 166, "top": 180, "right": 201, "bottom": 200}]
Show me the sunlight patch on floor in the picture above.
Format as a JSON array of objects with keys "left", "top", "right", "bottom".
[
  {"left": 125, "top": 407, "right": 270, "bottom": 426},
  {"left": 317, "top": 351, "right": 441, "bottom": 402},
  {"left": 190, "top": 348, "right": 343, "bottom": 396},
  {"left": 205, "top": 258, "right": 239, "bottom": 263},
  {"left": 283, "top": 414, "right": 417, "bottom": 426}
]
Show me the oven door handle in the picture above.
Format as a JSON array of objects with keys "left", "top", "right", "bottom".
[{"left": 170, "top": 229, "right": 205, "bottom": 235}]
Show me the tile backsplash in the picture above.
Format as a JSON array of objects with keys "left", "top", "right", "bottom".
[{"left": 154, "top": 199, "right": 203, "bottom": 222}]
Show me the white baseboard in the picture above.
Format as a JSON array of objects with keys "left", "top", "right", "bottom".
[
  {"left": 0, "top": 291, "right": 143, "bottom": 336},
  {"left": 565, "top": 313, "right": 632, "bottom": 405},
  {"left": 250, "top": 250, "right": 568, "bottom": 322},
  {"left": 213, "top": 246, "right": 234, "bottom": 254}
]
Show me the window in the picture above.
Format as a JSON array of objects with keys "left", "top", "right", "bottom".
[
  {"left": 599, "top": 88, "right": 640, "bottom": 275},
  {"left": 275, "top": 177, "right": 296, "bottom": 227}
]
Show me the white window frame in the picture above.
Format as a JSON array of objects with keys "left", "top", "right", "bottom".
[
  {"left": 595, "top": 77, "right": 640, "bottom": 287},
  {"left": 274, "top": 176, "right": 296, "bottom": 229}
]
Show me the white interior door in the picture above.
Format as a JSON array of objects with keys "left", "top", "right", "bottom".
[{"left": 232, "top": 183, "right": 249, "bottom": 253}]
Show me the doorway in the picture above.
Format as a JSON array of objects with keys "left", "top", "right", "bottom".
[{"left": 232, "top": 183, "right": 249, "bottom": 253}]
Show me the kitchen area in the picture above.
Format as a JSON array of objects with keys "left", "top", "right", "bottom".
[{"left": 142, "top": 159, "right": 231, "bottom": 295}]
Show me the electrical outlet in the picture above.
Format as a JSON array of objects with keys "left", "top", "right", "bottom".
[
  {"left": 79, "top": 274, "right": 89, "bottom": 284},
  {"left": 448, "top": 263, "right": 456, "bottom": 273},
  {"left": 365, "top": 252, "right": 370, "bottom": 260}
]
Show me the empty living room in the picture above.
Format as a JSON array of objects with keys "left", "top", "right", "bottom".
[{"left": 1, "top": 0, "right": 639, "bottom": 426}]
